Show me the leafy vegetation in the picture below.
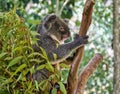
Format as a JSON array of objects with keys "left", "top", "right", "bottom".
[
  {"left": 0, "top": 8, "right": 38, "bottom": 93},
  {"left": 0, "top": 9, "right": 68, "bottom": 94}
]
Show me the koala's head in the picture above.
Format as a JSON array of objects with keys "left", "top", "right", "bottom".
[{"left": 42, "top": 14, "right": 70, "bottom": 41}]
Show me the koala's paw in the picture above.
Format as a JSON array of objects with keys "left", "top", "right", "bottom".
[
  {"left": 79, "top": 35, "right": 89, "bottom": 44},
  {"left": 74, "top": 34, "right": 79, "bottom": 40}
]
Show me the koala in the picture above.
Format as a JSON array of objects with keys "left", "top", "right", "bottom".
[
  {"left": 33, "top": 14, "right": 88, "bottom": 65},
  {"left": 32, "top": 14, "right": 88, "bottom": 93}
]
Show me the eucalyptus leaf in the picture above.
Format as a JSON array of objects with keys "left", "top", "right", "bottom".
[
  {"left": 37, "top": 65, "right": 46, "bottom": 70},
  {"left": 51, "top": 88, "right": 57, "bottom": 94},
  {"left": 7, "top": 56, "right": 23, "bottom": 69},
  {"left": 11, "top": 63, "right": 27, "bottom": 77},
  {"left": 58, "top": 81, "right": 67, "bottom": 94},
  {"left": 0, "top": 52, "right": 7, "bottom": 59}
]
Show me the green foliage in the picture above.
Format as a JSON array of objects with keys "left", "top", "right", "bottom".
[
  {"left": 58, "top": 81, "right": 67, "bottom": 94},
  {"left": 0, "top": 8, "right": 38, "bottom": 93},
  {"left": 0, "top": 8, "right": 69, "bottom": 94}
]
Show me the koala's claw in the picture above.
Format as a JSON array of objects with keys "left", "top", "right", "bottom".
[{"left": 83, "top": 35, "right": 89, "bottom": 39}]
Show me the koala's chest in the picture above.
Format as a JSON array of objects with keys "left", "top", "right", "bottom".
[{"left": 39, "top": 36, "right": 56, "bottom": 53}]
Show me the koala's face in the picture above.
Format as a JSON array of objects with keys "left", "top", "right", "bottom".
[{"left": 43, "top": 14, "right": 70, "bottom": 41}]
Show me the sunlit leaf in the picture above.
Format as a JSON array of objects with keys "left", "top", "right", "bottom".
[
  {"left": 37, "top": 65, "right": 46, "bottom": 70},
  {"left": 30, "top": 66, "right": 35, "bottom": 74},
  {"left": 11, "top": 64, "right": 27, "bottom": 77},
  {"left": 35, "top": 80, "right": 39, "bottom": 90},
  {"left": 51, "top": 88, "right": 57, "bottom": 94},
  {"left": 39, "top": 80, "right": 48, "bottom": 91},
  {"left": 46, "top": 62, "right": 54, "bottom": 72},
  {"left": 0, "top": 52, "right": 7, "bottom": 59},
  {"left": 28, "top": 81, "right": 32, "bottom": 90},
  {"left": 28, "top": 19, "right": 40, "bottom": 25},
  {"left": 58, "top": 81, "right": 67, "bottom": 94},
  {"left": 60, "top": 63, "right": 69, "bottom": 68},
  {"left": 28, "top": 52, "right": 43, "bottom": 58},
  {"left": 29, "top": 59, "right": 44, "bottom": 64},
  {"left": 7, "top": 56, "right": 23, "bottom": 69},
  {"left": 40, "top": 47, "right": 48, "bottom": 60}
]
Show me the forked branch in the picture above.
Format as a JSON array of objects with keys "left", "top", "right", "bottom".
[{"left": 67, "top": 0, "right": 95, "bottom": 94}]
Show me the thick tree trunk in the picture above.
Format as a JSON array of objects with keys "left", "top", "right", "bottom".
[{"left": 113, "top": 0, "right": 120, "bottom": 94}]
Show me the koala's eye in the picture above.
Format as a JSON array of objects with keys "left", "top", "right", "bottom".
[
  {"left": 44, "top": 23, "right": 49, "bottom": 28},
  {"left": 59, "top": 26, "right": 65, "bottom": 32}
]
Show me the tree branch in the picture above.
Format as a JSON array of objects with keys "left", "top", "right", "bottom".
[
  {"left": 76, "top": 53, "right": 103, "bottom": 94},
  {"left": 55, "top": 0, "right": 59, "bottom": 16},
  {"left": 67, "top": 0, "right": 95, "bottom": 94},
  {"left": 59, "top": 0, "right": 69, "bottom": 16}
]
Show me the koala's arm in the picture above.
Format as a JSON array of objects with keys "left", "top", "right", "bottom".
[{"left": 48, "top": 36, "right": 88, "bottom": 64}]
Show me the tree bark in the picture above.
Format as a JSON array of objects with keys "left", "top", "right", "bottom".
[
  {"left": 113, "top": 0, "right": 120, "bottom": 94},
  {"left": 76, "top": 54, "right": 103, "bottom": 94},
  {"left": 67, "top": 0, "right": 95, "bottom": 94},
  {"left": 66, "top": 0, "right": 103, "bottom": 94}
]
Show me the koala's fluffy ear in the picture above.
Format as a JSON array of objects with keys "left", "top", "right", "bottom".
[
  {"left": 42, "top": 14, "right": 56, "bottom": 23},
  {"left": 47, "top": 14, "right": 56, "bottom": 22}
]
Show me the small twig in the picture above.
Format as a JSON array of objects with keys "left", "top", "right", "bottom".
[
  {"left": 59, "top": 0, "right": 70, "bottom": 16},
  {"left": 55, "top": 0, "right": 59, "bottom": 16}
]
